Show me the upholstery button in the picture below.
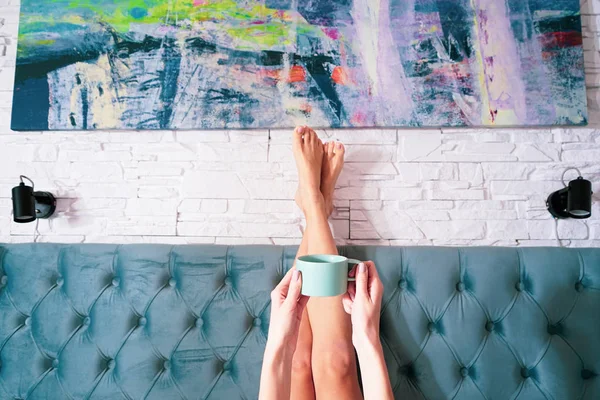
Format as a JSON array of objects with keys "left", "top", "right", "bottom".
[
  {"left": 83, "top": 317, "right": 91, "bottom": 327},
  {"left": 581, "top": 369, "right": 595, "bottom": 380},
  {"left": 138, "top": 317, "right": 147, "bottom": 327},
  {"left": 56, "top": 277, "right": 64, "bottom": 287},
  {"left": 515, "top": 282, "right": 524, "bottom": 292},
  {"left": 163, "top": 361, "right": 171, "bottom": 370},
  {"left": 196, "top": 318, "right": 204, "bottom": 329},
  {"left": 168, "top": 278, "right": 176, "bottom": 288},
  {"left": 547, "top": 323, "right": 562, "bottom": 336},
  {"left": 223, "top": 361, "right": 231, "bottom": 371},
  {"left": 398, "top": 279, "right": 407, "bottom": 290},
  {"left": 112, "top": 277, "right": 120, "bottom": 287},
  {"left": 521, "top": 368, "right": 531, "bottom": 379},
  {"left": 0, "top": 275, "right": 7, "bottom": 287},
  {"left": 485, "top": 321, "right": 495, "bottom": 332},
  {"left": 460, "top": 367, "right": 469, "bottom": 378},
  {"left": 575, "top": 281, "right": 584, "bottom": 292},
  {"left": 253, "top": 318, "right": 262, "bottom": 327},
  {"left": 399, "top": 364, "right": 415, "bottom": 378},
  {"left": 52, "top": 359, "right": 59, "bottom": 369},
  {"left": 427, "top": 322, "right": 436, "bottom": 333},
  {"left": 224, "top": 277, "right": 232, "bottom": 286},
  {"left": 107, "top": 360, "right": 115, "bottom": 370},
  {"left": 456, "top": 282, "right": 465, "bottom": 292},
  {"left": 24, "top": 317, "right": 31, "bottom": 327}
]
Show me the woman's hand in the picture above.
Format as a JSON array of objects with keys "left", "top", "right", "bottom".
[
  {"left": 266, "top": 268, "right": 310, "bottom": 354},
  {"left": 343, "top": 262, "right": 393, "bottom": 400},
  {"left": 342, "top": 261, "right": 384, "bottom": 348},
  {"left": 260, "top": 268, "right": 309, "bottom": 400}
]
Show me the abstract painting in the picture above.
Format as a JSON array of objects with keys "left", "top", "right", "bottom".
[{"left": 12, "top": 0, "right": 588, "bottom": 130}]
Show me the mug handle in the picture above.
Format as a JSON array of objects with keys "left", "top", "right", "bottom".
[{"left": 347, "top": 259, "right": 361, "bottom": 282}]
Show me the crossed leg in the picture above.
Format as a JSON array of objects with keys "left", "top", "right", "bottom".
[{"left": 290, "top": 127, "right": 362, "bottom": 400}]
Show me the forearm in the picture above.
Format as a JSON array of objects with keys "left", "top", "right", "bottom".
[
  {"left": 259, "top": 341, "right": 294, "bottom": 400},
  {"left": 355, "top": 337, "right": 394, "bottom": 400}
]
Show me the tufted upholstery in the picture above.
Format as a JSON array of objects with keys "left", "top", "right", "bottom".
[{"left": 0, "top": 244, "right": 598, "bottom": 400}]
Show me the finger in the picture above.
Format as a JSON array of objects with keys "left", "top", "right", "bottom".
[
  {"left": 274, "top": 268, "right": 294, "bottom": 298},
  {"left": 347, "top": 281, "right": 356, "bottom": 301},
  {"left": 342, "top": 293, "right": 353, "bottom": 315},
  {"left": 348, "top": 265, "right": 357, "bottom": 278},
  {"left": 285, "top": 269, "right": 303, "bottom": 307},
  {"left": 365, "top": 261, "right": 383, "bottom": 299},
  {"left": 355, "top": 262, "right": 369, "bottom": 298}
]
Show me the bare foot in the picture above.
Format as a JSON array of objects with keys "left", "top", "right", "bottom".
[
  {"left": 320, "top": 141, "right": 345, "bottom": 216},
  {"left": 293, "top": 126, "right": 325, "bottom": 214}
]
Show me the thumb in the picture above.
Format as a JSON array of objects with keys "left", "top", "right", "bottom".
[
  {"left": 284, "top": 269, "right": 303, "bottom": 307},
  {"left": 356, "top": 262, "right": 369, "bottom": 298}
]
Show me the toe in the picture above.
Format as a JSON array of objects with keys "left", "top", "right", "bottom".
[
  {"left": 327, "top": 141, "right": 335, "bottom": 157},
  {"left": 293, "top": 126, "right": 304, "bottom": 147},
  {"left": 305, "top": 127, "right": 314, "bottom": 144},
  {"left": 335, "top": 142, "right": 345, "bottom": 156}
]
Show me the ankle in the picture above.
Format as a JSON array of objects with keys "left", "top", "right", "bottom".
[{"left": 303, "top": 193, "right": 326, "bottom": 217}]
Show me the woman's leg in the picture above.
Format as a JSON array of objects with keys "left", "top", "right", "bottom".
[
  {"left": 290, "top": 235, "right": 316, "bottom": 400},
  {"left": 290, "top": 140, "right": 346, "bottom": 400},
  {"left": 293, "top": 128, "right": 362, "bottom": 399},
  {"left": 289, "top": 126, "right": 324, "bottom": 400}
]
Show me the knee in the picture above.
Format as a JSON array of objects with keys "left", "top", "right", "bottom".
[
  {"left": 315, "top": 345, "right": 356, "bottom": 379},
  {"left": 292, "top": 351, "right": 312, "bottom": 378}
]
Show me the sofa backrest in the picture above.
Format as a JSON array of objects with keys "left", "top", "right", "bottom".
[{"left": 0, "top": 244, "right": 598, "bottom": 399}]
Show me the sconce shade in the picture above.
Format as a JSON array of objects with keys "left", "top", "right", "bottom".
[
  {"left": 12, "top": 182, "right": 36, "bottom": 223},
  {"left": 568, "top": 177, "right": 592, "bottom": 218},
  {"left": 547, "top": 176, "right": 593, "bottom": 220}
]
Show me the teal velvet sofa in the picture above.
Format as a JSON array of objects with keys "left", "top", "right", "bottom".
[{"left": 0, "top": 244, "right": 598, "bottom": 399}]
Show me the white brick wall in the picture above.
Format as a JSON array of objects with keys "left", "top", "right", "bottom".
[{"left": 1, "top": 0, "right": 600, "bottom": 246}]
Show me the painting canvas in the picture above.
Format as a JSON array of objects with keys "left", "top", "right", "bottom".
[{"left": 12, "top": 0, "right": 588, "bottom": 130}]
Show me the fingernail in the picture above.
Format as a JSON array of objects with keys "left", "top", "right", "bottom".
[
  {"left": 359, "top": 263, "right": 365, "bottom": 273},
  {"left": 292, "top": 270, "right": 300, "bottom": 281}
]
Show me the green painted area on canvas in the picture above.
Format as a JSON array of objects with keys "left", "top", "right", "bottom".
[{"left": 17, "top": 0, "right": 324, "bottom": 58}]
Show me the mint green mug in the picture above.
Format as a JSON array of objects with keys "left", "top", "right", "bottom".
[{"left": 296, "top": 255, "right": 361, "bottom": 297}]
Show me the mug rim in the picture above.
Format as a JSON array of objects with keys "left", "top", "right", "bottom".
[{"left": 297, "top": 254, "right": 347, "bottom": 263}]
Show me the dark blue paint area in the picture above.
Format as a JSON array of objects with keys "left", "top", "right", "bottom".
[
  {"left": 158, "top": 39, "right": 181, "bottom": 129},
  {"left": 265, "top": 0, "right": 292, "bottom": 10},
  {"left": 81, "top": 86, "right": 89, "bottom": 129},
  {"left": 130, "top": 7, "right": 148, "bottom": 20},
  {"left": 434, "top": 0, "right": 473, "bottom": 60},
  {"left": 529, "top": 0, "right": 581, "bottom": 12},
  {"left": 11, "top": 77, "right": 49, "bottom": 131}
]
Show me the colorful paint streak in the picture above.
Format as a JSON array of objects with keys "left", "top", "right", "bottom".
[{"left": 11, "top": 0, "right": 588, "bottom": 130}]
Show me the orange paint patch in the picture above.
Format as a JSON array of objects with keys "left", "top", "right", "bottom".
[
  {"left": 287, "top": 65, "right": 306, "bottom": 83},
  {"left": 332, "top": 66, "right": 350, "bottom": 85},
  {"left": 257, "top": 68, "right": 281, "bottom": 86},
  {"left": 258, "top": 66, "right": 306, "bottom": 85}
]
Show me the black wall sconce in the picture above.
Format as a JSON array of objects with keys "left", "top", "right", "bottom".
[
  {"left": 11, "top": 176, "right": 56, "bottom": 223},
  {"left": 547, "top": 168, "right": 593, "bottom": 219}
]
